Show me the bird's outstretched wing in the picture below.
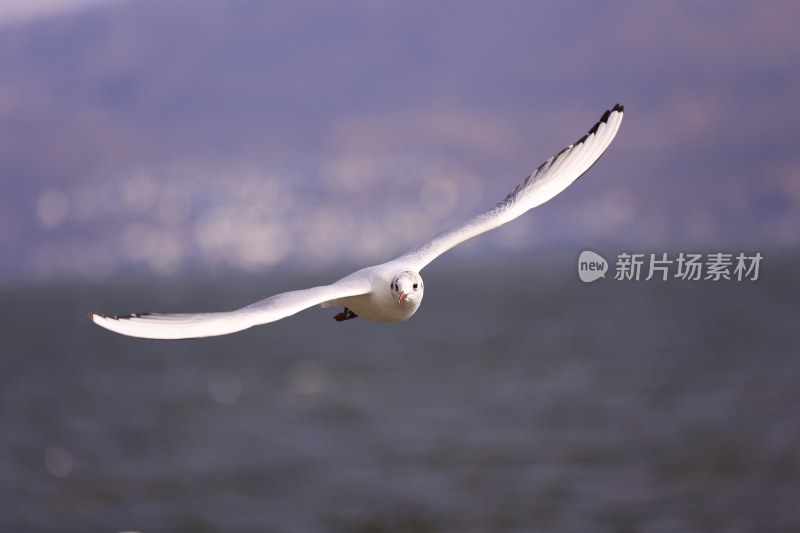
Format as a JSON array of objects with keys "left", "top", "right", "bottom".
[
  {"left": 395, "top": 104, "right": 624, "bottom": 271},
  {"left": 89, "top": 278, "right": 371, "bottom": 339}
]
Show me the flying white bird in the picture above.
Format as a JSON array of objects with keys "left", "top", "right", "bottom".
[{"left": 89, "top": 104, "right": 624, "bottom": 339}]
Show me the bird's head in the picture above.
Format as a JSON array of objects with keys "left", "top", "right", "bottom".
[{"left": 390, "top": 271, "right": 424, "bottom": 306}]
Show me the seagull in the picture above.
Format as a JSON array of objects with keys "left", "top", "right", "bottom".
[{"left": 89, "top": 104, "right": 624, "bottom": 339}]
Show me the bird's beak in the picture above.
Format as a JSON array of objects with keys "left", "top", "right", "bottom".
[{"left": 398, "top": 292, "right": 408, "bottom": 303}]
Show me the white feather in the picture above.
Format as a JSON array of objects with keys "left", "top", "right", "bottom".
[
  {"left": 396, "top": 104, "right": 624, "bottom": 271},
  {"left": 91, "top": 280, "right": 370, "bottom": 339}
]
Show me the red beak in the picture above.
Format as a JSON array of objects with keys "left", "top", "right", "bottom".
[{"left": 398, "top": 291, "right": 408, "bottom": 303}]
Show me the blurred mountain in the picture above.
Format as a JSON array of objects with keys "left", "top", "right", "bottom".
[{"left": 1, "top": 0, "right": 799, "bottom": 281}]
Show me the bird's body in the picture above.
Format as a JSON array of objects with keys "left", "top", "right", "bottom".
[
  {"left": 321, "top": 264, "right": 423, "bottom": 323},
  {"left": 89, "top": 104, "right": 624, "bottom": 339}
]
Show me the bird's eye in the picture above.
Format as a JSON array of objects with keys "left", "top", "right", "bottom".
[{"left": 413, "top": 283, "right": 418, "bottom": 289}]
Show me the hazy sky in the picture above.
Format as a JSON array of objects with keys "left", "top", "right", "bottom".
[
  {"left": 0, "top": 0, "right": 124, "bottom": 27},
  {"left": 2, "top": 1, "right": 799, "bottom": 282}
]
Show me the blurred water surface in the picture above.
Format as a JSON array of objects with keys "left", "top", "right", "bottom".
[{"left": 1, "top": 253, "right": 799, "bottom": 532}]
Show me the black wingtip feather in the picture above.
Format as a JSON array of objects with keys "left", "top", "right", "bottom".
[
  {"left": 594, "top": 109, "right": 612, "bottom": 130},
  {"left": 114, "top": 312, "right": 151, "bottom": 320},
  {"left": 89, "top": 311, "right": 152, "bottom": 321},
  {"left": 575, "top": 104, "right": 624, "bottom": 146}
]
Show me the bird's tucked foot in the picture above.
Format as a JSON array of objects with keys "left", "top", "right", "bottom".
[{"left": 333, "top": 307, "right": 359, "bottom": 321}]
